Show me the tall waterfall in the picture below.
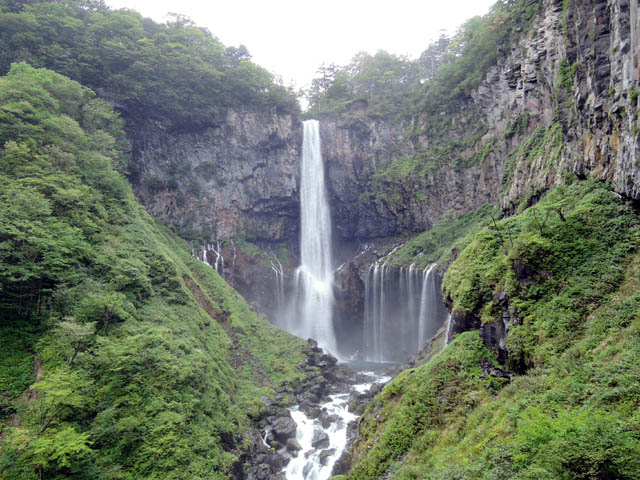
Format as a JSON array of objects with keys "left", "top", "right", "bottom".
[
  {"left": 290, "top": 120, "right": 337, "bottom": 355},
  {"left": 363, "top": 263, "right": 448, "bottom": 362}
]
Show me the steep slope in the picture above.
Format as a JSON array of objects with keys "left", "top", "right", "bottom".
[
  {"left": 341, "top": 181, "right": 640, "bottom": 479},
  {"left": 0, "top": 64, "right": 309, "bottom": 480}
]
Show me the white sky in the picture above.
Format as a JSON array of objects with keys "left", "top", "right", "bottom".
[{"left": 104, "top": 0, "right": 496, "bottom": 91}]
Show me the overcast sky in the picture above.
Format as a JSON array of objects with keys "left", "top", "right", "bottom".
[{"left": 104, "top": 0, "right": 497, "bottom": 90}]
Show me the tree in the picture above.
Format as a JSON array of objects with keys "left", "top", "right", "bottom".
[{"left": 56, "top": 318, "right": 95, "bottom": 366}]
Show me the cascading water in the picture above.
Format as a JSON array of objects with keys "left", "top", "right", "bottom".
[
  {"left": 287, "top": 120, "right": 337, "bottom": 355},
  {"left": 196, "top": 241, "right": 225, "bottom": 274},
  {"left": 282, "top": 372, "right": 390, "bottom": 480},
  {"left": 417, "top": 263, "right": 438, "bottom": 350},
  {"left": 363, "top": 262, "right": 448, "bottom": 362},
  {"left": 444, "top": 313, "right": 453, "bottom": 345},
  {"left": 363, "top": 264, "right": 388, "bottom": 362},
  {"left": 269, "top": 249, "right": 286, "bottom": 315}
]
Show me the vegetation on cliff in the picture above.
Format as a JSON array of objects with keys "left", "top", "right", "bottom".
[
  {"left": 385, "top": 203, "right": 500, "bottom": 269},
  {"left": 306, "top": 0, "right": 538, "bottom": 121},
  {"left": 344, "top": 180, "right": 640, "bottom": 479},
  {"left": 0, "top": 0, "right": 300, "bottom": 132},
  {"left": 0, "top": 63, "right": 307, "bottom": 480}
]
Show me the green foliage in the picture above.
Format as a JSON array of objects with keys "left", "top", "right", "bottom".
[
  {"left": 503, "top": 113, "right": 530, "bottom": 140},
  {"left": 0, "top": 320, "right": 41, "bottom": 400},
  {"left": 349, "top": 333, "right": 498, "bottom": 479},
  {"left": 348, "top": 181, "right": 640, "bottom": 479},
  {"left": 306, "top": 52, "right": 424, "bottom": 119},
  {"left": 558, "top": 59, "right": 580, "bottom": 92},
  {"left": 0, "top": 64, "right": 308, "bottom": 479},
  {"left": 511, "top": 407, "right": 640, "bottom": 479},
  {"left": 307, "top": 0, "right": 537, "bottom": 121},
  {"left": 502, "top": 123, "right": 564, "bottom": 192},
  {"left": 386, "top": 204, "right": 500, "bottom": 269},
  {"left": 416, "top": 0, "right": 536, "bottom": 118},
  {"left": 0, "top": 1, "right": 299, "bottom": 132}
]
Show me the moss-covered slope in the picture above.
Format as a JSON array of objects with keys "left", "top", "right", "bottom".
[
  {"left": 344, "top": 180, "right": 640, "bottom": 479},
  {"left": 0, "top": 63, "right": 307, "bottom": 480}
]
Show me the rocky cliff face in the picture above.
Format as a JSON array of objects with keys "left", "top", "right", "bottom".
[
  {"left": 126, "top": 0, "right": 640, "bottom": 354},
  {"left": 322, "top": 0, "right": 639, "bottom": 242},
  {"left": 480, "top": 0, "right": 640, "bottom": 206},
  {"left": 128, "top": 110, "right": 302, "bottom": 242},
  {"left": 128, "top": 0, "right": 639, "bottom": 248},
  {"left": 320, "top": 115, "right": 502, "bottom": 240}
]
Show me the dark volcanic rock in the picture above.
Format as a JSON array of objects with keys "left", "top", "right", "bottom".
[
  {"left": 319, "top": 448, "right": 336, "bottom": 466},
  {"left": 286, "top": 437, "right": 302, "bottom": 453},
  {"left": 311, "top": 428, "right": 330, "bottom": 449},
  {"left": 130, "top": 111, "right": 302, "bottom": 243},
  {"left": 447, "top": 311, "right": 481, "bottom": 343},
  {"left": 270, "top": 416, "right": 297, "bottom": 443}
]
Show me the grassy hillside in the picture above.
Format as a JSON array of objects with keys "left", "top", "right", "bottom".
[
  {"left": 383, "top": 203, "right": 500, "bottom": 269},
  {"left": 343, "top": 180, "right": 640, "bottom": 479},
  {"left": 0, "top": 63, "right": 308, "bottom": 480}
]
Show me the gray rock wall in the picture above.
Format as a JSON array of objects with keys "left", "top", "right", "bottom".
[
  {"left": 478, "top": 0, "right": 640, "bottom": 205},
  {"left": 128, "top": 1, "right": 639, "bottom": 249},
  {"left": 129, "top": 109, "right": 302, "bottom": 242},
  {"left": 320, "top": 116, "right": 501, "bottom": 240},
  {"left": 125, "top": 0, "right": 640, "bottom": 334}
]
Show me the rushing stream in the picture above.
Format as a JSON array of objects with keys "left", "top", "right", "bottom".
[{"left": 282, "top": 371, "right": 390, "bottom": 480}]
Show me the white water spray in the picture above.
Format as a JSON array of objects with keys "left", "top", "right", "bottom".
[
  {"left": 417, "top": 263, "right": 437, "bottom": 350},
  {"left": 292, "top": 120, "right": 337, "bottom": 355},
  {"left": 283, "top": 372, "right": 390, "bottom": 480},
  {"left": 363, "top": 261, "right": 447, "bottom": 362}
]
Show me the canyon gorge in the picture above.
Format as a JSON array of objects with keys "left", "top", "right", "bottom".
[{"left": 0, "top": 0, "right": 639, "bottom": 479}]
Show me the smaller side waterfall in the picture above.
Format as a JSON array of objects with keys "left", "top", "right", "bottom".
[
  {"left": 269, "top": 250, "right": 286, "bottom": 315},
  {"left": 195, "top": 241, "right": 225, "bottom": 274},
  {"left": 444, "top": 313, "right": 453, "bottom": 345},
  {"left": 417, "top": 264, "right": 438, "bottom": 350},
  {"left": 363, "top": 262, "right": 448, "bottom": 362}
]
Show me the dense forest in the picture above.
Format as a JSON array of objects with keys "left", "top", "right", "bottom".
[
  {"left": 0, "top": 0, "right": 299, "bottom": 132},
  {"left": 1, "top": 0, "right": 639, "bottom": 479},
  {"left": 305, "top": 0, "right": 539, "bottom": 120},
  {"left": 0, "top": 63, "right": 309, "bottom": 479}
]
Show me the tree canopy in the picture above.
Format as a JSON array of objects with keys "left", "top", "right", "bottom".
[
  {"left": 305, "top": 0, "right": 539, "bottom": 120},
  {"left": 0, "top": 0, "right": 300, "bottom": 131},
  {"left": 0, "top": 62, "right": 308, "bottom": 480}
]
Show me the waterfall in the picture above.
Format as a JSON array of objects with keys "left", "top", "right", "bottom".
[
  {"left": 363, "top": 263, "right": 384, "bottom": 362},
  {"left": 362, "top": 262, "right": 447, "bottom": 362},
  {"left": 290, "top": 120, "right": 337, "bottom": 355},
  {"left": 269, "top": 249, "right": 286, "bottom": 315},
  {"left": 417, "top": 264, "right": 437, "bottom": 350},
  {"left": 197, "top": 242, "right": 224, "bottom": 274}
]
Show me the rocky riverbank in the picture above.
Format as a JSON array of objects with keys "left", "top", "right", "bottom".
[{"left": 237, "top": 341, "right": 366, "bottom": 479}]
